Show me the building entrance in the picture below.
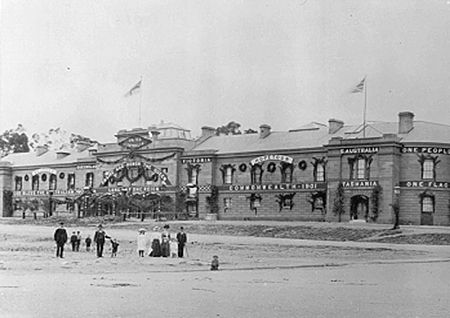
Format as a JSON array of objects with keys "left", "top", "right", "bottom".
[{"left": 350, "top": 195, "right": 369, "bottom": 220}]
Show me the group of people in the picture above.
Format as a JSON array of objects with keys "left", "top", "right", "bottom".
[
  {"left": 138, "top": 224, "right": 187, "bottom": 258},
  {"left": 53, "top": 223, "right": 118, "bottom": 258},
  {"left": 53, "top": 222, "right": 218, "bottom": 270}
]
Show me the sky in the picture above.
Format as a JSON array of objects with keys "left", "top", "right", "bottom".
[{"left": 1, "top": 0, "right": 450, "bottom": 143}]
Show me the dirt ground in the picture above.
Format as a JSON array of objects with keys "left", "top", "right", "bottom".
[{"left": 1, "top": 221, "right": 450, "bottom": 317}]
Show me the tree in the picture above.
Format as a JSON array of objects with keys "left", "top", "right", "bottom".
[
  {"left": 0, "top": 124, "right": 30, "bottom": 157},
  {"left": 332, "top": 183, "right": 345, "bottom": 222},
  {"left": 215, "top": 121, "right": 257, "bottom": 136},
  {"left": 206, "top": 185, "right": 219, "bottom": 214}
]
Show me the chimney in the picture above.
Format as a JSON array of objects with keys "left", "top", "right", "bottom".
[
  {"left": 56, "top": 149, "right": 70, "bottom": 159},
  {"left": 151, "top": 130, "right": 160, "bottom": 141},
  {"left": 201, "top": 126, "right": 216, "bottom": 138},
  {"left": 35, "top": 145, "right": 49, "bottom": 157},
  {"left": 398, "top": 111, "right": 414, "bottom": 134},
  {"left": 259, "top": 124, "right": 271, "bottom": 139},
  {"left": 328, "top": 119, "right": 344, "bottom": 134},
  {"left": 88, "top": 144, "right": 98, "bottom": 156}
]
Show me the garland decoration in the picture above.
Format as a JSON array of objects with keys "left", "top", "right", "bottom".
[
  {"left": 97, "top": 152, "right": 177, "bottom": 165},
  {"left": 41, "top": 174, "right": 47, "bottom": 182},
  {"left": 267, "top": 162, "right": 276, "bottom": 173},
  {"left": 24, "top": 175, "right": 29, "bottom": 181},
  {"left": 59, "top": 172, "right": 65, "bottom": 179},
  {"left": 299, "top": 160, "right": 307, "bottom": 170},
  {"left": 239, "top": 163, "right": 247, "bottom": 172}
]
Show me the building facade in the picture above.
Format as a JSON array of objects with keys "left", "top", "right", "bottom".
[{"left": 1, "top": 112, "right": 450, "bottom": 225}]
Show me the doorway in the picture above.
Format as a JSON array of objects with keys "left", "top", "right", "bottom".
[{"left": 350, "top": 195, "right": 369, "bottom": 220}]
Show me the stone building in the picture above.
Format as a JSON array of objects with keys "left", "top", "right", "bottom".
[{"left": 1, "top": 112, "right": 450, "bottom": 225}]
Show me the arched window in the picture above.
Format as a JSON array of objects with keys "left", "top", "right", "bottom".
[
  {"left": 280, "top": 162, "right": 293, "bottom": 183},
  {"left": 67, "top": 173, "right": 76, "bottom": 190},
  {"left": 418, "top": 155, "right": 439, "bottom": 180},
  {"left": 15, "top": 176, "right": 23, "bottom": 191},
  {"left": 32, "top": 175, "right": 39, "bottom": 191},
  {"left": 251, "top": 164, "right": 263, "bottom": 184},
  {"left": 186, "top": 163, "right": 201, "bottom": 185},
  {"left": 312, "top": 157, "right": 327, "bottom": 182},
  {"left": 220, "top": 164, "right": 236, "bottom": 184},
  {"left": 49, "top": 174, "right": 57, "bottom": 190}
]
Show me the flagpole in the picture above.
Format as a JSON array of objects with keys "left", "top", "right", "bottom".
[
  {"left": 363, "top": 77, "right": 367, "bottom": 138},
  {"left": 138, "top": 76, "right": 143, "bottom": 128}
]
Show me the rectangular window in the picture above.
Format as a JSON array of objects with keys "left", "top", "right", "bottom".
[
  {"left": 422, "top": 196, "right": 434, "bottom": 213},
  {"left": 224, "top": 197, "right": 232, "bottom": 212},
  {"left": 315, "top": 164, "right": 325, "bottom": 182},
  {"left": 422, "top": 159, "right": 434, "bottom": 180},
  {"left": 15, "top": 176, "right": 23, "bottom": 191},
  {"left": 224, "top": 167, "right": 233, "bottom": 184},
  {"left": 356, "top": 159, "right": 366, "bottom": 179},
  {"left": 281, "top": 166, "right": 293, "bottom": 183},
  {"left": 190, "top": 168, "right": 198, "bottom": 184},
  {"left": 85, "top": 173, "right": 94, "bottom": 188},
  {"left": 67, "top": 174, "right": 76, "bottom": 190}
]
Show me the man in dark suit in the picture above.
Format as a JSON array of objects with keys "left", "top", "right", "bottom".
[
  {"left": 54, "top": 222, "right": 68, "bottom": 258},
  {"left": 94, "top": 224, "right": 109, "bottom": 257},
  {"left": 176, "top": 226, "right": 187, "bottom": 258}
]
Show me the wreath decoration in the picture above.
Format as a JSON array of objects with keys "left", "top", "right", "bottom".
[
  {"left": 267, "top": 162, "right": 276, "bottom": 173},
  {"left": 41, "top": 174, "right": 47, "bottom": 182},
  {"left": 299, "top": 160, "right": 307, "bottom": 170},
  {"left": 239, "top": 163, "right": 247, "bottom": 172},
  {"left": 24, "top": 175, "right": 29, "bottom": 181},
  {"left": 59, "top": 172, "right": 65, "bottom": 179}
]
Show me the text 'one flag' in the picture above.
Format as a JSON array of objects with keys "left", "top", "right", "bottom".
[
  {"left": 351, "top": 77, "right": 366, "bottom": 93},
  {"left": 124, "top": 80, "right": 142, "bottom": 97}
]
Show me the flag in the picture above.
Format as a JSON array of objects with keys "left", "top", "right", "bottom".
[
  {"left": 124, "top": 80, "right": 142, "bottom": 97},
  {"left": 351, "top": 77, "right": 366, "bottom": 93}
]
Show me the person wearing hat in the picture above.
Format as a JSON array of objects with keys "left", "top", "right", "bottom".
[
  {"left": 160, "top": 225, "right": 171, "bottom": 257},
  {"left": 94, "top": 224, "right": 110, "bottom": 258},
  {"left": 176, "top": 226, "right": 187, "bottom": 258},
  {"left": 54, "top": 222, "right": 68, "bottom": 258},
  {"left": 137, "top": 228, "right": 148, "bottom": 257}
]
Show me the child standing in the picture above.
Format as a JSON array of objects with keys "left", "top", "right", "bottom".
[
  {"left": 170, "top": 239, "right": 178, "bottom": 258},
  {"left": 211, "top": 255, "right": 219, "bottom": 271},
  {"left": 137, "top": 229, "right": 148, "bottom": 257},
  {"left": 85, "top": 235, "right": 92, "bottom": 252},
  {"left": 110, "top": 238, "right": 119, "bottom": 257}
]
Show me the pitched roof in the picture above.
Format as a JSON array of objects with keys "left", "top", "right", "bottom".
[
  {"left": 1, "top": 148, "right": 91, "bottom": 167},
  {"left": 193, "top": 120, "right": 450, "bottom": 155}
]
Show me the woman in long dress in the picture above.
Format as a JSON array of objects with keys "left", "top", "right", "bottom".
[
  {"left": 160, "top": 225, "right": 171, "bottom": 257},
  {"left": 137, "top": 229, "right": 148, "bottom": 257}
]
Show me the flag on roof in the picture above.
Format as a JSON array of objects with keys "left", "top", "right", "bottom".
[
  {"left": 124, "top": 80, "right": 142, "bottom": 97},
  {"left": 351, "top": 77, "right": 366, "bottom": 93}
]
